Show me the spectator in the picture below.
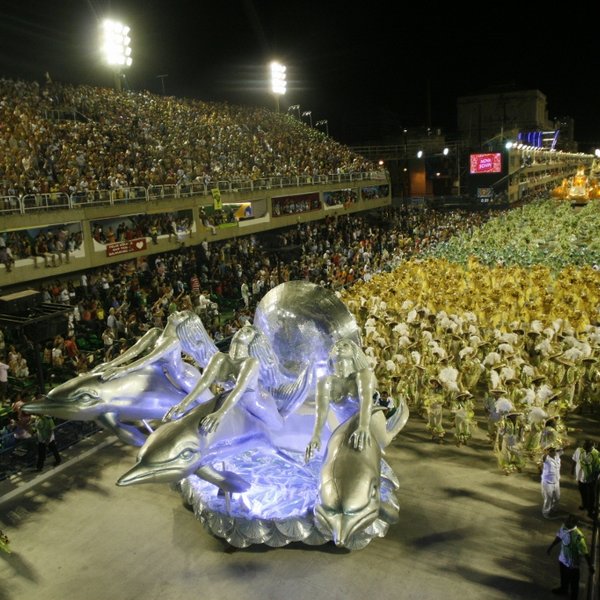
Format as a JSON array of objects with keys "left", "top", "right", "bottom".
[
  {"left": 63, "top": 335, "right": 80, "bottom": 364},
  {"left": 0, "top": 356, "right": 8, "bottom": 404},
  {"left": 32, "top": 413, "right": 62, "bottom": 472},
  {"left": 10, "top": 394, "right": 32, "bottom": 441},
  {"left": 106, "top": 307, "right": 118, "bottom": 334},
  {"left": 240, "top": 280, "right": 250, "bottom": 309},
  {"left": 0, "top": 244, "right": 14, "bottom": 272},
  {"left": 51, "top": 341, "right": 64, "bottom": 368}
]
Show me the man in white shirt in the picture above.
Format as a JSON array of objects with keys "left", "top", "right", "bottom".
[
  {"left": 0, "top": 357, "right": 8, "bottom": 403},
  {"left": 547, "top": 514, "right": 594, "bottom": 597},
  {"left": 572, "top": 439, "right": 599, "bottom": 517},
  {"left": 240, "top": 281, "right": 250, "bottom": 309},
  {"left": 107, "top": 307, "right": 118, "bottom": 334},
  {"left": 541, "top": 446, "right": 563, "bottom": 518},
  {"left": 80, "top": 273, "right": 88, "bottom": 296}
]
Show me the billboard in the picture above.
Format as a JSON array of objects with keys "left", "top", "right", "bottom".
[
  {"left": 469, "top": 153, "right": 502, "bottom": 174},
  {"left": 106, "top": 237, "right": 147, "bottom": 257}
]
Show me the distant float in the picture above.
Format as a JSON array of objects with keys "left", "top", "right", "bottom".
[{"left": 551, "top": 163, "right": 600, "bottom": 204}]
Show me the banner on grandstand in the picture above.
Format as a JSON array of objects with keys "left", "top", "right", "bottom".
[
  {"left": 211, "top": 188, "right": 222, "bottom": 210},
  {"left": 106, "top": 237, "right": 147, "bottom": 257}
]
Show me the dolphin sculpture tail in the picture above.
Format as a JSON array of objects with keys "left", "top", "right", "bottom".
[
  {"left": 270, "top": 363, "right": 315, "bottom": 419},
  {"left": 97, "top": 413, "right": 149, "bottom": 447},
  {"left": 380, "top": 396, "right": 410, "bottom": 448}
]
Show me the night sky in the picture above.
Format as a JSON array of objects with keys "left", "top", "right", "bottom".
[{"left": 0, "top": 1, "right": 597, "bottom": 146}]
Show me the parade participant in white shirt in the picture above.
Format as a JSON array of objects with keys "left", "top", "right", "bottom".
[{"left": 541, "top": 446, "right": 563, "bottom": 518}]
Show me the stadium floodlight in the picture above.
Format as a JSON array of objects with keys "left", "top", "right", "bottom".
[
  {"left": 101, "top": 19, "right": 132, "bottom": 91},
  {"left": 315, "top": 119, "right": 329, "bottom": 136},
  {"left": 270, "top": 61, "right": 286, "bottom": 112},
  {"left": 301, "top": 110, "right": 313, "bottom": 128},
  {"left": 287, "top": 104, "right": 301, "bottom": 119}
]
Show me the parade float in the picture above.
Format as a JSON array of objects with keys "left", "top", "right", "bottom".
[
  {"left": 25, "top": 281, "right": 408, "bottom": 550},
  {"left": 551, "top": 165, "right": 600, "bottom": 205}
]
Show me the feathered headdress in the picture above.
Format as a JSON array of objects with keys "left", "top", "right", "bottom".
[
  {"left": 495, "top": 397, "right": 514, "bottom": 413},
  {"left": 528, "top": 406, "right": 547, "bottom": 424},
  {"left": 438, "top": 366, "right": 459, "bottom": 392},
  {"left": 483, "top": 351, "right": 502, "bottom": 367}
]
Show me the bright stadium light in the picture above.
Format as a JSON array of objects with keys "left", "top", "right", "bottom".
[
  {"left": 302, "top": 110, "right": 313, "bottom": 128},
  {"left": 101, "top": 19, "right": 132, "bottom": 91},
  {"left": 315, "top": 119, "right": 329, "bottom": 136},
  {"left": 270, "top": 61, "right": 286, "bottom": 112},
  {"left": 287, "top": 104, "right": 301, "bottom": 119}
]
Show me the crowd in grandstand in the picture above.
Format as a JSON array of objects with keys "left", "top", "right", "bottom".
[
  {"left": 0, "top": 205, "right": 492, "bottom": 394},
  {"left": 0, "top": 77, "right": 376, "bottom": 202},
  {"left": 91, "top": 213, "right": 192, "bottom": 246},
  {"left": 0, "top": 225, "right": 82, "bottom": 268}
]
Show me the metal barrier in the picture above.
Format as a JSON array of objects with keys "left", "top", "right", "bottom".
[
  {"left": 22, "top": 192, "right": 70, "bottom": 212},
  {"left": 0, "top": 170, "right": 388, "bottom": 215},
  {"left": 71, "top": 189, "right": 113, "bottom": 207},
  {"left": 0, "top": 419, "right": 102, "bottom": 481},
  {"left": 0, "top": 196, "right": 20, "bottom": 215}
]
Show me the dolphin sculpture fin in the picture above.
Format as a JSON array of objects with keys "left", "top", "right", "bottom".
[
  {"left": 379, "top": 495, "right": 400, "bottom": 524},
  {"left": 97, "top": 413, "right": 148, "bottom": 447},
  {"left": 194, "top": 465, "right": 251, "bottom": 493}
]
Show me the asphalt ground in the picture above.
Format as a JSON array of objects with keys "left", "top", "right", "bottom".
[{"left": 1, "top": 407, "right": 598, "bottom": 600}]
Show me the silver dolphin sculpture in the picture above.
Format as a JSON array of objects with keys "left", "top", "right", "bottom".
[
  {"left": 314, "top": 399, "right": 409, "bottom": 548},
  {"left": 116, "top": 391, "right": 274, "bottom": 492},
  {"left": 22, "top": 364, "right": 189, "bottom": 446}
]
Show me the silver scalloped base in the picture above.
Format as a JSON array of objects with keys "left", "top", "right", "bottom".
[{"left": 175, "top": 448, "right": 399, "bottom": 550}]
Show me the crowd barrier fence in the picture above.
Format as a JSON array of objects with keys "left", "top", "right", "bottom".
[{"left": 0, "top": 170, "right": 387, "bottom": 216}]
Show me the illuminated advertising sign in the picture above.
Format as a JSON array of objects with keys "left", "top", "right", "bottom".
[{"left": 469, "top": 153, "right": 502, "bottom": 174}]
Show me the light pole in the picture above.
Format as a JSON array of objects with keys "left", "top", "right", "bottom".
[
  {"left": 157, "top": 74, "right": 168, "bottom": 95},
  {"left": 270, "top": 61, "right": 286, "bottom": 113},
  {"left": 316, "top": 119, "right": 329, "bottom": 136},
  {"left": 100, "top": 19, "right": 132, "bottom": 92},
  {"left": 456, "top": 147, "right": 461, "bottom": 196},
  {"left": 302, "top": 111, "right": 313, "bottom": 128},
  {"left": 287, "top": 104, "right": 301, "bottom": 120}
]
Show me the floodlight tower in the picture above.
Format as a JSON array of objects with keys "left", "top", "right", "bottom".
[
  {"left": 316, "top": 120, "right": 329, "bottom": 136},
  {"left": 100, "top": 19, "right": 133, "bottom": 92},
  {"left": 270, "top": 61, "right": 286, "bottom": 113},
  {"left": 302, "top": 111, "right": 313, "bottom": 128}
]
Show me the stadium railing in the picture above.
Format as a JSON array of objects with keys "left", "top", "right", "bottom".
[{"left": 0, "top": 170, "right": 387, "bottom": 216}]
